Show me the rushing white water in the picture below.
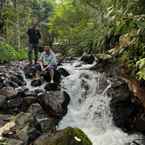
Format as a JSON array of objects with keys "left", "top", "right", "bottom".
[{"left": 59, "top": 61, "right": 143, "bottom": 145}]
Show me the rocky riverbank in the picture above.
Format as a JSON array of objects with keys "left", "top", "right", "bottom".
[
  {"left": 0, "top": 61, "right": 92, "bottom": 145},
  {"left": 87, "top": 54, "right": 145, "bottom": 135}
]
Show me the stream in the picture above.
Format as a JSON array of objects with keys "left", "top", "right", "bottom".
[
  {"left": 59, "top": 60, "right": 144, "bottom": 145},
  {"left": 0, "top": 60, "right": 144, "bottom": 145}
]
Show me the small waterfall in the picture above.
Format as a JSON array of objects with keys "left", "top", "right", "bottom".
[
  {"left": 59, "top": 61, "right": 143, "bottom": 145},
  {"left": 19, "top": 69, "right": 46, "bottom": 92}
]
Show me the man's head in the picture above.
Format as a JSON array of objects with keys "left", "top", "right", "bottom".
[
  {"left": 32, "top": 19, "right": 38, "bottom": 29},
  {"left": 44, "top": 46, "right": 50, "bottom": 53}
]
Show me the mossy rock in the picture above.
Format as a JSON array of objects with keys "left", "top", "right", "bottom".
[
  {"left": 34, "top": 127, "right": 92, "bottom": 145},
  {"left": 96, "top": 53, "right": 112, "bottom": 60},
  {"left": 0, "top": 138, "right": 23, "bottom": 145}
]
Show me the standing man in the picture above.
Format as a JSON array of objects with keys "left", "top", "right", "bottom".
[{"left": 27, "top": 23, "right": 41, "bottom": 64}]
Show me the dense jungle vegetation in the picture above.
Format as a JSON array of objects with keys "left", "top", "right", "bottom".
[{"left": 1, "top": 0, "right": 145, "bottom": 79}]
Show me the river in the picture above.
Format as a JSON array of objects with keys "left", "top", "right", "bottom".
[{"left": 59, "top": 60, "right": 143, "bottom": 145}]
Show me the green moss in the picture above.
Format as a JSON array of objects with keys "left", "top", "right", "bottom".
[
  {"left": 63, "top": 127, "right": 92, "bottom": 145},
  {"left": 34, "top": 127, "right": 92, "bottom": 145}
]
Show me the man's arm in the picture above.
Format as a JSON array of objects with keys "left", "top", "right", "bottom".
[
  {"left": 37, "top": 54, "right": 44, "bottom": 70},
  {"left": 37, "top": 30, "right": 41, "bottom": 39},
  {"left": 27, "top": 28, "right": 30, "bottom": 36}
]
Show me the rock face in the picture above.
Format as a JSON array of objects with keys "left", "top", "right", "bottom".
[
  {"left": 57, "top": 68, "right": 70, "bottom": 77},
  {"left": 0, "top": 62, "right": 93, "bottom": 145},
  {"left": 34, "top": 127, "right": 92, "bottom": 145},
  {"left": 95, "top": 59, "right": 145, "bottom": 133}
]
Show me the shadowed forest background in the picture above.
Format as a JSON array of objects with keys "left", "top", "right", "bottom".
[{"left": 1, "top": 0, "right": 145, "bottom": 79}]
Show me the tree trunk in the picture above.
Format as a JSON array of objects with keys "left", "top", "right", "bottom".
[
  {"left": 12, "top": 0, "right": 21, "bottom": 49},
  {"left": 0, "top": 0, "right": 5, "bottom": 37}
]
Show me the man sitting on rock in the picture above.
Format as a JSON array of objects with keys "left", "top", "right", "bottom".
[{"left": 37, "top": 46, "right": 57, "bottom": 83}]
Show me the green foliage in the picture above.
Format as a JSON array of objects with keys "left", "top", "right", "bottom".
[
  {"left": 0, "top": 139, "right": 7, "bottom": 145},
  {"left": 0, "top": 42, "right": 27, "bottom": 63},
  {"left": 136, "top": 58, "right": 145, "bottom": 80},
  {"left": 2, "top": 0, "right": 54, "bottom": 49}
]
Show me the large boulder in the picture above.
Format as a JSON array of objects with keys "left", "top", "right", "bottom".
[
  {"left": 27, "top": 103, "right": 57, "bottom": 133},
  {"left": 109, "top": 79, "right": 143, "bottom": 132},
  {"left": 37, "top": 91, "right": 70, "bottom": 119},
  {"left": 33, "top": 127, "right": 92, "bottom": 145},
  {"left": 44, "top": 83, "right": 59, "bottom": 91},
  {"left": 0, "top": 87, "right": 17, "bottom": 98},
  {"left": 9, "top": 73, "right": 26, "bottom": 87},
  {"left": 14, "top": 112, "right": 41, "bottom": 145},
  {"left": 57, "top": 68, "right": 70, "bottom": 77},
  {"left": 42, "top": 70, "right": 61, "bottom": 84}
]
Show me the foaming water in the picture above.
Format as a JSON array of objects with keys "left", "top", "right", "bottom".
[{"left": 59, "top": 61, "right": 143, "bottom": 145}]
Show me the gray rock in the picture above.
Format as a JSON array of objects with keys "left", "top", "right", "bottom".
[
  {"left": 33, "top": 127, "right": 92, "bottom": 145},
  {"left": 57, "top": 67, "right": 70, "bottom": 77},
  {"left": 0, "top": 95, "right": 7, "bottom": 108},
  {"left": 27, "top": 103, "right": 58, "bottom": 133},
  {"left": 14, "top": 112, "right": 41, "bottom": 144},
  {"left": 31, "top": 79, "right": 42, "bottom": 87},
  {"left": 44, "top": 83, "right": 59, "bottom": 91},
  {"left": 0, "top": 87, "right": 17, "bottom": 98}
]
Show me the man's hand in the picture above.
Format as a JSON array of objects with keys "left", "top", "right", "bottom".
[{"left": 42, "top": 66, "right": 48, "bottom": 71}]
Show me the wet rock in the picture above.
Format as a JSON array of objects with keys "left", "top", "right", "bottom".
[
  {"left": 31, "top": 79, "right": 42, "bottom": 87},
  {"left": 43, "top": 70, "right": 61, "bottom": 83},
  {"left": 23, "top": 64, "right": 37, "bottom": 79},
  {"left": 37, "top": 91, "right": 69, "bottom": 118},
  {"left": 57, "top": 67, "right": 70, "bottom": 77},
  {"left": 107, "top": 81, "right": 130, "bottom": 99},
  {"left": 44, "top": 83, "right": 59, "bottom": 91},
  {"left": 109, "top": 81, "right": 142, "bottom": 132},
  {"left": 24, "top": 90, "right": 36, "bottom": 97},
  {"left": 6, "top": 97, "right": 24, "bottom": 113},
  {"left": 0, "top": 95, "right": 7, "bottom": 108},
  {"left": 0, "top": 114, "right": 12, "bottom": 128},
  {"left": 14, "top": 112, "right": 41, "bottom": 145},
  {"left": 10, "top": 74, "right": 26, "bottom": 86},
  {"left": 133, "top": 113, "right": 145, "bottom": 132},
  {"left": 0, "top": 87, "right": 17, "bottom": 98},
  {"left": 61, "top": 91, "right": 70, "bottom": 116},
  {"left": 0, "top": 77, "right": 4, "bottom": 89},
  {"left": 80, "top": 54, "right": 95, "bottom": 64},
  {"left": 22, "top": 96, "right": 37, "bottom": 111},
  {"left": 28, "top": 103, "right": 57, "bottom": 133},
  {"left": 33, "top": 127, "right": 92, "bottom": 145},
  {"left": 4, "top": 80, "right": 19, "bottom": 88}
]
